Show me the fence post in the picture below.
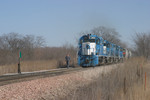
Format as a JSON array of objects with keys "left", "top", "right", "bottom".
[
  {"left": 141, "top": 64, "right": 143, "bottom": 84},
  {"left": 145, "top": 72, "right": 146, "bottom": 91},
  {"left": 137, "top": 65, "right": 140, "bottom": 77},
  {"left": 124, "top": 77, "right": 126, "bottom": 94}
]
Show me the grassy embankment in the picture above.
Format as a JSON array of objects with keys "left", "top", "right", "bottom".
[
  {"left": 63, "top": 57, "right": 150, "bottom": 100},
  {"left": 0, "top": 60, "right": 58, "bottom": 75},
  {"left": 0, "top": 58, "right": 77, "bottom": 75}
]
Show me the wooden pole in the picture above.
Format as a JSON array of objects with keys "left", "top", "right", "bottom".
[
  {"left": 145, "top": 72, "right": 146, "bottom": 90},
  {"left": 124, "top": 77, "right": 126, "bottom": 94},
  {"left": 141, "top": 64, "right": 143, "bottom": 84}
]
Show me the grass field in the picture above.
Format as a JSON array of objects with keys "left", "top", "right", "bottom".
[
  {"left": 0, "top": 59, "right": 58, "bottom": 75},
  {"left": 63, "top": 57, "right": 150, "bottom": 100}
]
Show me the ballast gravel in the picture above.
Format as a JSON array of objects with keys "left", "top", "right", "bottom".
[{"left": 0, "top": 64, "right": 118, "bottom": 100}]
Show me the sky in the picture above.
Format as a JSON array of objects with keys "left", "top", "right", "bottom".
[{"left": 0, "top": 0, "right": 150, "bottom": 47}]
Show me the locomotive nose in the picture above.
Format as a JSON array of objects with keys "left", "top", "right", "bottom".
[{"left": 82, "top": 42, "right": 96, "bottom": 55}]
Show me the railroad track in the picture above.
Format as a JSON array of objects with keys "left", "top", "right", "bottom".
[{"left": 0, "top": 67, "right": 84, "bottom": 86}]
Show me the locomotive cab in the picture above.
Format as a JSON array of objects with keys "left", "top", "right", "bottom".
[
  {"left": 78, "top": 34, "right": 99, "bottom": 66},
  {"left": 82, "top": 42, "right": 96, "bottom": 55},
  {"left": 81, "top": 35, "right": 96, "bottom": 55}
]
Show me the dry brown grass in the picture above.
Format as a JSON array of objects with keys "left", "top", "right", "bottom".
[
  {"left": 99, "top": 57, "right": 149, "bottom": 100},
  {"left": 0, "top": 57, "right": 77, "bottom": 76},
  {"left": 0, "top": 59, "right": 57, "bottom": 75},
  {"left": 62, "top": 57, "right": 150, "bottom": 100},
  {"left": 115, "top": 82, "right": 150, "bottom": 100}
]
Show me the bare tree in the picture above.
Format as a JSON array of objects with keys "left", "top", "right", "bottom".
[
  {"left": 0, "top": 33, "right": 45, "bottom": 64},
  {"left": 133, "top": 32, "right": 150, "bottom": 59},
  {"left": 35, "top": 36, "right": 45, "bottom": 48},
  {"left": 91, "top": 26, "right": 121, "bottom": 44},
  {"left": 78, "top": 26, "right": 126, "bottom": 48}
]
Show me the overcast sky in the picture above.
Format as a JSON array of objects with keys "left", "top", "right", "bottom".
[{"left": 0, "top": 0, "right": 150, "bottom": 47}]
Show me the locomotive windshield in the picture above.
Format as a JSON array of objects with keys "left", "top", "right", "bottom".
[
  {"left": 84, "top": 39, "right": 95, "bottom": 42},
  {"left": 83, "top": 36, "right": 95, "bottom": 42}
]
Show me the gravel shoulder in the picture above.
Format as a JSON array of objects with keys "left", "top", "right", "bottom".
[{"left": 0, "top": 64, "right": 119, "bottom": 100}]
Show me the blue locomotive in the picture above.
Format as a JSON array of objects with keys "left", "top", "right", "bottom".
[{"left": 77, "top": 34, "right": 127, "bottom": 67}]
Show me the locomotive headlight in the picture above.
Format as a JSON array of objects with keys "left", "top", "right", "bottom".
[
  {"left": 86, "top": 44, "right": 90, "bottom": 49},
  {"left": 85, "top": 58, "right": 89, "bottom": 63}
]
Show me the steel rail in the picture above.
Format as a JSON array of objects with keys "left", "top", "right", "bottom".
[{"left": 0, "top": 67, "right": 84, "bottom": 86}]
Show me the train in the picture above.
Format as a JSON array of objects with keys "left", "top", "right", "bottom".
[{"left": 77, "top": 34, "right": 132, "bottom": 67}]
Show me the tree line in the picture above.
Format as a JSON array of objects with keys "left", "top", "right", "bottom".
[
  {"left": 0, "top": 33, "right": 44, "bottom": 64},
  {"left": 133, "top": 32, "right": 150, "bottom": 59},
  {"left": 0, "top": 33, "right": 77, "bottom": 65},
  {"left": 0, "top": 26, "right": 149, "bottom": 65}
]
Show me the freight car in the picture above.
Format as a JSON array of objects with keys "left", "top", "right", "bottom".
[{"left": 77, "top": 34, "right": 131, "bottom": 67}]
